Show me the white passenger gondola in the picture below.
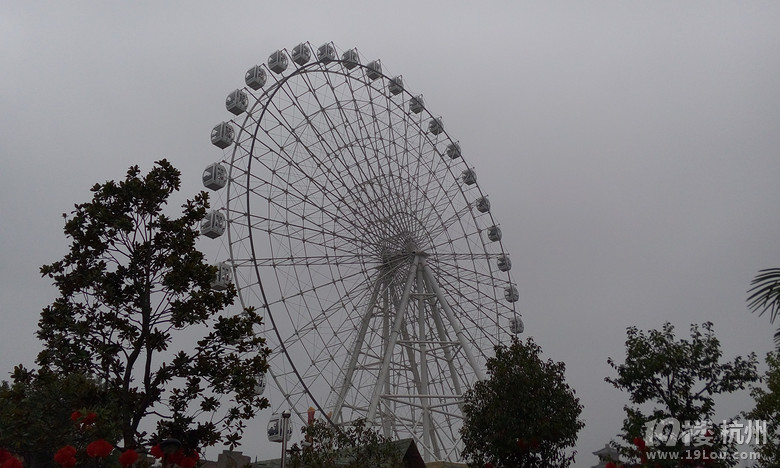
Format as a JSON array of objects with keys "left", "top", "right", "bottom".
[
  {"left": 446, "top": 142, "right": 461, "bottom": 159},
  {"left": 211, "top": 262, "right": 232, "bottom": 291},
  {"left": 317, "top": 43, "right": 336, "bottom": 63},
  {"left": 202, "top": 163, "right": 227, "bottom": 191},
  {"left": 366, "top": 60, "right": 382, "bottom": 80},
  {"left": 428, "top": 117, "right": 444, "bottom": 135},
  {"left": 505, "top": 285, "right": 519, "bottom": 303},
  {"left": 409, "top": 95, "right": 424, "bottom": 114},
  {"left": 268, "top": 50, "right": 289, "bottom": 74},
  {"left": 210, "top": 122, "right": 234, "bottom": 149},
  {"left": 475, "top": 196, "right": 490, "bottom": 213},
  {"left": 341, "top": 49, "right": 360, "bottom": 70},
  {"left": 245, "top": 65, "right": 267, "bottom": 90},
  {"left": 267, "top": 414, "right": 292, "bottom": 443},
  {"left": 487, "top": 225, "right": 502, "bottom": 242},
  {"left": 226, "top": 89, "right": 248, "bottom": 116},
  {"left": 510, "top": 316, "right": 524, "bottom": 334},
  {"left": 497, "top": 254, "right": 512, "bottom": 272},
  {"left": 388, "top": 76, "right": 403, "bottom": 95},
  {"left": 201, "top": 210, "right": 226, "bottom": 239},
  {"left": 291, "top": 43, "right": 311, "bottom": 66},
  {"left": 462, "top": 168, "right": 477, "bottom": 186}
]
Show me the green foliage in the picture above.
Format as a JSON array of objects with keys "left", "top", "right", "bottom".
[
  {"left": 745, "top": 351, "right": 780, "bottom": 465},
  {"left": 606, "top": 322, "right": 758, "bottom": 467},
  {"left": 0, "top": 366, "right": 121, "bottom": 467},
  {"left": 34, "top": 160, "right": 269, "bottom": 450},
  {"left": 460, "top": 337, "right": 584, "bottom": 468},
  {"left": 289, "top": 419, "right": 402, "bottom": 468},
  {"left": 747, "top": 268, "right": 780, "bottom": 348}
]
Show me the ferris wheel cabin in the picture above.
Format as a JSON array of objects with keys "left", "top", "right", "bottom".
[
  {"left": 317, "top": 43, "right": 337, "bottom": 63},
  {"left": 497, "top": 254, "right": 512, "bottom": 272},
  {"left": 210, "top": 122, "right": 234, "bottom": 149},
  {"left": 291, "top": 43, "right": 311, "bottom": 65},
  {"left": 226, "top": 89, "right": 248, "bottom": 115},
  {"left": 201, "top": 210, "right": 226, "bottom": 239},
  {"left": 462, "top": 168, "right": 477, "bottom": 185},
  {"left": 487, "top": 225, "right": 502, "bottom": 242},
  {"left": 245, "top": 65, "right": 267, "bottom": 90},
  {"left": 475, "top": 196, "right": 491, "bottom": 213},
  {"left": 202, "top": 162, "right": 227, "bottom": 191},
  {"left": 211, "top": 262, "right": 232, "bottom": 291},
  {"left": 366, "top": 60, "right": 382, "bottom": 80},
  {"left": 446, "top": 142, "right": 461, "bottom": 159},
  {"left": 409, "top": 95, "right": 424, "bottom": 114},
  {"left": 510, "top": 316, "right": 524, "bottom": 334},
  {"left": 268, "top": 50, "right": 289, "bottom": 74},
  {"left": 388, "top": 76, "right": 404, "bottom": 95},
  {"left": 341, "top": 48, "right": 360, "bottom": 69}
]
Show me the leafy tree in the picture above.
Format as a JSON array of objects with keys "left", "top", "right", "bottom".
[
  {"left": 34, "top": 160, "right": 269, "bottom": 451},
  {"left": 744, "top": 351, "right": 780, "bottom": 465},
  {"left": 747, "top": 268, "right": 780, "bottom": 348},
  {"left": 606, "top": 322, "right": 758, "bottom": 467},
  {"left": 289, "top": 419, "right": 402, "bottom": 468},
  {"left": 460, "top": 337, "right": 584, "bottom": 468},
  {"left": 0, "top": 366, "right": 121, "bottom": 468}
]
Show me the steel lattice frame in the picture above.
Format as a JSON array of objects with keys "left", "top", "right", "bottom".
[{"left": 211, "top": 42, "right": 520, "bottom": 462}]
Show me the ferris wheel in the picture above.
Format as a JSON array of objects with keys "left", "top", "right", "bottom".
[{"left": 202, "top": 42, "right": 522, "bottom": 462}]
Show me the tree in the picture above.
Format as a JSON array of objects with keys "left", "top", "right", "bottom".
[
  {"left": 288, "top": 419, "right": 402, "bottom": 468},
  {"left": 34, "top": 160, "right": 269, "bottom": 451},
  {"left": 606, "top": 322, "right": 758, "bottom": 467},
  {"left": 747, "top": 268, "right": 780, "bottom": 348},
  {"left": 744, "top": 351, "right": 780, "bottom": 465},
  {"left": 460, "top": 337, "right": 584, "bottom": 468}
]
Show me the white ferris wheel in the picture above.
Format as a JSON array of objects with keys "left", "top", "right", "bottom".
[{"left": 201, "top": 41, "right": 522, "bottom": 462}]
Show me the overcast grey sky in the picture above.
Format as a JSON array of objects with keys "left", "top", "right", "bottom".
[{"left": 2, "top": 2, "right": 780, "bottom": 466}]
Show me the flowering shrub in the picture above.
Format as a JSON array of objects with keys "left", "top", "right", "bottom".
[
  {"left": 85, "top": 439, "right": 114, "bottom": 458},
  {"left": 53, "top": 446, "right": 77, "bottom": 468},
  {"left": 118, "top": 449, "right": 139, "bottom": 468},
  {"left": 1, "top": 409, "right": 205, "bottom": 468},
  {"left": 0, "top": 450, "right": 23, "bottom": 468}
]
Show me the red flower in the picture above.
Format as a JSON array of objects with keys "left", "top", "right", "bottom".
[
  {"left": 1, "top": 457, "right": 22, "bottom": 468},
  {"left": 70, "top": 410, "right": 82, "bottom": 422},
  {"left": 82, "top": 412, "right": 97, "bottom": 426},
  {"left": 54, "top": 446, "right": 78, "bottom": 468},
  {"left": 167, "top": 449, "right": 184, "bottom": 465},
  {"left": 605, "top": 463, "right": 617, "bottom": 468},
  {"left": 150, "top": 444, "right": 164, "bottom": 459},
  {"left": 179, "top": 453, "right": 199, "bottom": 468},
  {"left": 119, "top": 449, "right": 140, "bottom": 468},
  {"left": 86, "top": 439, "right": 114, "bottom": 458}
]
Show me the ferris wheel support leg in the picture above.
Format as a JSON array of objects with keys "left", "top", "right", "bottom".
[
  {"left": 421, "top": 262, "right": 486, "bottom": 381},
  {"left": 381, "top": 286, "right": 393, "bottom": 439},
  {"left": 331, "top": 275, "right": 384, "bottom": 424},
  {"left": 416, "top": 265, "right": 433, "bottom": 461},
  {"left": 390, "top": 289, "right": 440, "bottom": 461},
  {"left": 367, "top": 258, "right": 419, "bottom": 423},
  {"left": 430, "top": 302, "right": 464, "bottom": 404}
]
